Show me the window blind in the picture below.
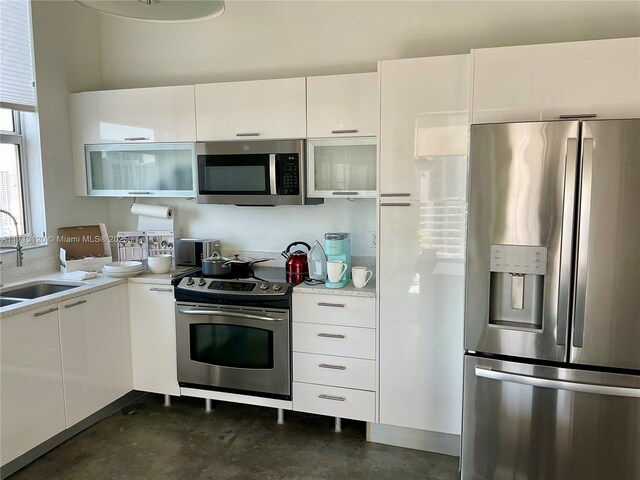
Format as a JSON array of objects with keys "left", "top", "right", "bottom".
[{"left": 0, "top": 0, "right": 35, "bottom": 112}]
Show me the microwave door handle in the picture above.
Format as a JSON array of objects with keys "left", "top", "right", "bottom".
[
  {"left": 269, "top": 154, "right": 277, "bottom": 195},
  {"left": 179, "top": 308, "right": 283, "bottom": 322}
]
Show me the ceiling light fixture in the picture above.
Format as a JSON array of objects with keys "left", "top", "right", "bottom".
[{"left": 74, "top": 0, "right": 225, "bottom": 23}]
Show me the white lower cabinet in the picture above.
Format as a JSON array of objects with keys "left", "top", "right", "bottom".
[
  {"left": 292, "top": 292, "right": 376, "bottom": 422},
  {"left": 1, "top": 306, "right": 67, "bottom": 465},
  {"left": 58, "top": 287, "right": 128, "bottom": 427},
  {"left": 129, "top": 283, "right": 179, "bottom": 395}
]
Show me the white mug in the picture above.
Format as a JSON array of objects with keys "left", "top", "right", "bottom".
[
  {"left": 327, "top": 261, "right": 347, "bottom": 283},
  {"left": 352, "top": 266, "right": 373, "bottom": 288}
]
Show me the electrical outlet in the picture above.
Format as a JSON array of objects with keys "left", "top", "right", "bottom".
[
  {"left": 369, "top": 231, "right": 377, "bottom": 249},
  {"left": 176, "top": 225, "right": 185, "bottom": 238}
]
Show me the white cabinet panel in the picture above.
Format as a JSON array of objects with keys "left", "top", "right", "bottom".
[
  {"left": 70, "top": 85, "right": 196, "bottom": 195},
  {"left": 379, "top": 55, "right": 469, "bottom": 199},
  {"left": 379, "top": 200, "right": 465, "bottom": 434},
  {"left": 195, "top": 78, "right": 306, "bottom": 141},
  {"left": 292, "top": 293, "right": 375, "bottom": 328},
  {"left": 293, "top": 382, "right": 375, "bottom": 422},
  {"left": 129, "top": 283, "right": 179, "bottom": 395},
  {"left": 293, "top": 352, "right": 375, "bottom": 391},
  {"left": 306, "top": 72, "right": 379, "bottom": 138},
  {"left": 293, "top": 322, "right": 375, "bottom": 360},
  {"left": 59, "top": 287, "right": 127, "bottom": 427},
  {"left": 472, "top": 38, "right": 640, "bottom": 123},
  {"left": 1, "top": 307, "right": 66, "bottom": 465}
]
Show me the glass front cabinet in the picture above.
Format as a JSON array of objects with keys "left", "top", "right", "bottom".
[
  {"left": 307, "top": 137, "right": 377, "bottom": 198},
  {"left": 85, "top": 143, "right": 196, "bottom": 197}
]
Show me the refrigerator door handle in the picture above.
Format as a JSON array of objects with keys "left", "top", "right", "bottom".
[
  {"left": 557, "top": 137, "right": 579, "bottom": 347},
  {"left": 573, "top": 137, "right": 594, "bottom": 348},
  {"left": 475, "top": 366, "right": 640, "bottom": 398}
]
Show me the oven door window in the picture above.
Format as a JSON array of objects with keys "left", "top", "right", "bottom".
[
  {"left": 189, "top": 324, "right": 274, "bottom": 369},
  {"left": 198, "top": 154, "right": 270, "bottom": 195}
]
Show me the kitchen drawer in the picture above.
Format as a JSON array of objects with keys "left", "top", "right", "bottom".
[
  {"left": 293, "top": 352, "right": 376, "bottom": 390},
  {"left": 293, "top": 293, "right": 375, "bottom": 328},
  {"left": 293, "top": 323, "right": 375, "bottom": 359},
  {"left": 293, "top": 382, "right": 375, "bottom": 422}
]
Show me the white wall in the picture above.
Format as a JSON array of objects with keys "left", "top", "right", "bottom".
[
  {"left": 24, "top": 1, "right": 110, "bottom": 261},
  {"left": 108, "top": 198, "right": 376, "bottom": 256}
]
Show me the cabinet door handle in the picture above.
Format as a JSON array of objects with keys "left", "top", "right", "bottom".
[
  {"left": 128, "top": 191, "right": 152, "bottom": 195},
  {"left": 380, "top": 193, "right": 410, "bottom": 197},
  {"left": 331, "top": 129, "right": 358, "bottom": 134},
  {"left": 318, "top": 394, "right": 346, "bottom": 402},
  {"left": 319, "top": 363, "right": 346, "bottom": 370},
  {"left": 558, "top": 114, "right": 597, "bottom": 119},
  {"left": 236, "top": 132, "right": 260, "bottom": 137},
  {"left": 64, "top": 299, "right": 87, "bottom": 309},
  {"left": 381, "top": 203, "right": 411, "bottom": 207},
  {"left": 317, "top": 333, "right": 345, "bottom": 339},
  {"left": 124, "top": 136, "right": 149, "bottom": 141},
  {"left": 317, "top": 302, "right": 345, "bottom": 308},
  {"left": 150, "top": 288, "right": 173, "bottom": 293},
  {"left": 34, "top": 307, "right": 58, "bottom": 317},
  {"left": 332, "top": 192, "right": 359, "bottom": 196}
]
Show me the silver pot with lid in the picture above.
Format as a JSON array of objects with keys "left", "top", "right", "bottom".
[{"left": 201, "top": 252, "right": 232, "bottom": 276}]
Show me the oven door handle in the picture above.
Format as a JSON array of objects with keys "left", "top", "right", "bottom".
[{"left": 179, "top": 309, "right": 284, "bottom": 322}]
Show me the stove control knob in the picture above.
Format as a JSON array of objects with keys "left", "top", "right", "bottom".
[
  {"left": 197, "top": 277, "right": 207, "bottom": 287},
  {"left": 259, "top": 282, "right": 270, "bottom": 290},
  {"left": 186, "top": 277, "right": 195, "bottom": 286},
  {"left": 272, "top": 283, "right": 282, "bottom": 291}
]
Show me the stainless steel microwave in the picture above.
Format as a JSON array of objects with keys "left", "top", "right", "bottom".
[{"left": 196, "top": 140, "right": 320, "bottom": 206}]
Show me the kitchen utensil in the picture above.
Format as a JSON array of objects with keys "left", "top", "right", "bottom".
[
  {"left": 351, "top": 266, "right": 373, "bottom": 288},
  {"left": 202, "top": 252, "right": 232, "bottom": 276},
  {"left": 327, "top": 261, "right": 347, "bottom": 283},
  {"left": 282, "top": 241, "right": 311, "bottom": 284}
]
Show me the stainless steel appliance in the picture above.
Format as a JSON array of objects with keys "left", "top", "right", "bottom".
[
  {"left": 462, "top": 119, "right": 640, "bottom": 479},
  {"left": 196, "top": 140, "right": 321, "bottom": 206},
  {"left": 175, "top": 238, "right": 220, "bottom": 267},
  {"left": 174, "top": 266, "right": 292, "bottom": 399}
]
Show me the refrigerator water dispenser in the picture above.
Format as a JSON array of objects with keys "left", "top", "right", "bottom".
[{"left": 488, "top": 245, "right": 547, "bottom": 329}]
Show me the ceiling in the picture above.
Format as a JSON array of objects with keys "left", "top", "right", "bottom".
[{"left": 96, "top": 0, "right": 640, "bottom": 88}]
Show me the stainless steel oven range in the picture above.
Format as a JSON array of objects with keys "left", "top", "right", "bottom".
[{"left": 174, "top": 266, "right": 292, "bottom": 400}]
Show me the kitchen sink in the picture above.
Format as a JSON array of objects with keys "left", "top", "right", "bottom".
[
  {"left": 0, "top": 297, "right": 25, "bottom": 307},
  {"left": 1, "top": 281, "right": 85, "bottom": 301}
]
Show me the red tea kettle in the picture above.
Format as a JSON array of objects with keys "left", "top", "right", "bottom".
[{"left": 282, "top": 241, "right": 311, "bottom": 285}]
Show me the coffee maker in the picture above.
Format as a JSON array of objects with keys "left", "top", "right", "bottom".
[{"left": 324, "top": 232, "right": 351, "bottom": 289}]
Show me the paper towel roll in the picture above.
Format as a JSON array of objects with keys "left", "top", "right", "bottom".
[{"left": 131, "top": 203, "right": 173, "bottom": 219}]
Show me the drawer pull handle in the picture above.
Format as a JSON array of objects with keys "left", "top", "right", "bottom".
[
  {"left": 381, "top": 203, "right": 411, "bottom": 207},
  {"left": 319, "top": 363, "right": 346, "bottom": 370},
  {"left": 128, "top": 191, "right": 152, "bottom": 195},
  {"left": 331, "top": 129, "right": 358, "bottom": 134},
  {"left": 319, "top": 394, "right": 346, "bottom": 402},
  {"left": 64, "top": 300, "right": 87, "bottom": 309},
  {"left": 318, "top": 333, "right": 345, "bottom": 339},
  {"left": 380, "top": 193, "right": 410, "bottom": 197},
  {"left": 33, "top": 307, "right": 58, "bottom": 317},
  {"left": 331, "top": 192, "right": 359, "bottom": 196},
  {"left": 150, "top": 288, "right": 173, "bottom": 293},
  {"left": 236, "top": 132, "right": 260, "bottom": 137},
  {"left": 317, "top": 302, "right": 345, "bottom": 308},
  {"left": 124, "top": 136, "right": 149, "bottom": 141}
]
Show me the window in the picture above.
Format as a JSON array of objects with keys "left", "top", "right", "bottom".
[
  {"left": 0, "top": 0, "right": 44, "bottom": 246},
  {"left": 0, "top": 108, "right": 28, "bottom": 238}
]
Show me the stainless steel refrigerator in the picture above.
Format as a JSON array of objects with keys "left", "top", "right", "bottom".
[{"left": 462, "top": 119, "right": 640, "bottom": 480}]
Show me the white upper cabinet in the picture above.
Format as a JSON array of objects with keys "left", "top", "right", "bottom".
[
  {"left": 472, "top": 37, "right": 640, "bottom": 123},
  {"left": 195, "top": 78, "right": 306, "bottom": 141},
  {"left": 306, "top": 72, "right": 379, "bottom": 138},
  {"left": 379, "top": 55, "right": 470, "bottom": 199},
  {"left": 70, "top": 85, "right": 197, "bottom": 196}
]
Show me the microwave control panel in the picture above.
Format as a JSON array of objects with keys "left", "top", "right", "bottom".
[{"left": 276, "top": 154, "right": 300, "bottom": 195}]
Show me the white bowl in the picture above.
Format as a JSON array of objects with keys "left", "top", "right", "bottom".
[{"left": 147, "top": 255, "right": 172, "bottom": 274}]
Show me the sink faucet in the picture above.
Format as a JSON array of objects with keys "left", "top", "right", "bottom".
[{"left": 0, "top": 209, "right": 24, "bottom": 267}]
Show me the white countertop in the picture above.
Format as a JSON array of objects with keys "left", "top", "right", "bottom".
[
  {"left": 293, "top": 279, "right": 376, "bottom": 298},
  {"left": 0, "top": 266, "right": 196, "bottom": 317}
]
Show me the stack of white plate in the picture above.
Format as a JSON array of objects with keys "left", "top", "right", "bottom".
[{"left": 102, "top": 261, "right": 146, "bottom": 278}]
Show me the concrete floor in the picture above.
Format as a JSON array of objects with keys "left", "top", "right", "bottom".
[{"left": 10, "top": 395, "right": 459, "bottom": 480}]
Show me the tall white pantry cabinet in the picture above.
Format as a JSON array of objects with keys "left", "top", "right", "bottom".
[{"left": 377, "top": 54, "right": 470, "bottom": 438}]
